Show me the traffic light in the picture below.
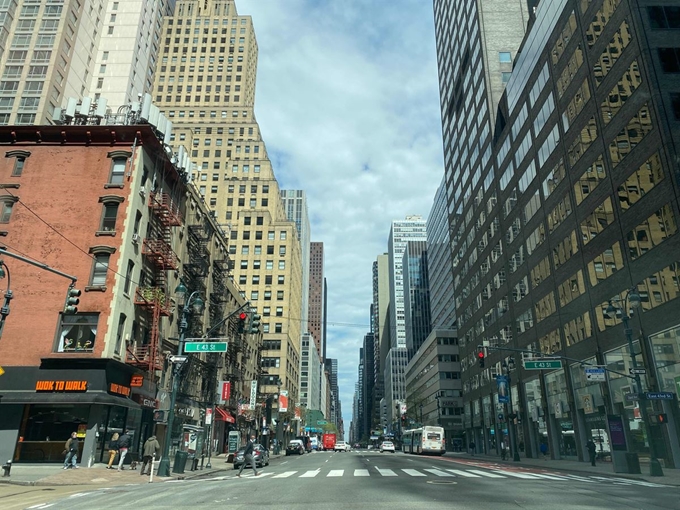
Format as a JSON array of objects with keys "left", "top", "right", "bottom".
[
  {"left": 478, "top": 350, "right": 485, "bottom": 368},
  {"left": 657, "top": 413, "right": 668, "bottom": 424},
  {"left": 237, "top": 311, "right": 247, "bottom": 333},
  {"left": 64, "top": 287, "right": 81, "bottom": 314},
  {"left": 249, "top": 313, "right": 261, "bottom": 334}
]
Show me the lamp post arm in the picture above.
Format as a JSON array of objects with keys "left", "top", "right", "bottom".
[{"left": 0, "top": 248, "right": 77, "bottom": 283}]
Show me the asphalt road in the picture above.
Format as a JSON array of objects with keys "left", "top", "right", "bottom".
[{"left": 12, "top": 450, "right": 680, "bottom": 509}]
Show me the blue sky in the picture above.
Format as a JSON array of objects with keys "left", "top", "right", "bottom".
[{"left": 238, "top": 0, "right": 444, "bottom": 434}]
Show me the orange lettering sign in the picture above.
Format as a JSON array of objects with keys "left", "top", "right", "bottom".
[
  {"left": 109, "top": 383, "right": 131, "bottom": 397},
  {"left": 35, "top": 380, "right": 87, "bottom": 392},
  {"left": 130, "top": 375, "right": 144, "bottom": 387}
]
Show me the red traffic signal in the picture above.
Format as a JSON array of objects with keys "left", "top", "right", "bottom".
[
  {"left": 657, "top": 413, "right": 668, "bottom": 424},
  {"left": 237, "top": 312, "right": 248, "bottom": 333},
  {"left": 478, "top": 350, "right": 485, "bottom": 368},
  {"left": 239, "top": 312, "right": 247, "bottom": 320}
]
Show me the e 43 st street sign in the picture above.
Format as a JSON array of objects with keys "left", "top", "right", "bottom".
[
  {"left": 523, "top": 359, "right": 563, "bottom": 370},
  {"left": 184, "top": 342, "right": 228, "bottom": 353}
]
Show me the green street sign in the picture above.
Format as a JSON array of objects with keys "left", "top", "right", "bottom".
[
  {"left": 184, "top": 342, "right": 228, "bottom": 353},
  {"left": 317, "top": 420, "right": 328, "bottom": 425},
  {"left": 524, "top": 359, "right": 563, "bottom": 370}
]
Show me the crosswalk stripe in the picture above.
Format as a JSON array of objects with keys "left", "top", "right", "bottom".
[
  {"left": 327, "top": 469, "right": 344, "bottom": 477},
  {"left": 300, "top": 470, "right": 320, "bottom": 478},
  {"left": 492, "top": 470, "right": 541, "bottom": 479},
  {"left": 561, "top": 475, "right": 597, "bottom": 483},
  {"left": 376, "top": 468, "right": 397, "bottom": 476},
  {"left": 402, "top": 469, "right": 427, "bottom": 477},
  {"left": 446, "top": 469, "right": 481, "bottom": 477},
  {"left": 529, "top": 473, "right": 568, "bottom": 480},
  {"left": 354, "top": 469, "right": 370, "bottom": 477},
  {"left": 424, "top": 468, "right": 454, "bottom": 477},
  {"left": 272, "top": 471, "right": 297, "bottom": 478},
  {"left": 467, "top": 469, "right": 506, "bottom": 478}
]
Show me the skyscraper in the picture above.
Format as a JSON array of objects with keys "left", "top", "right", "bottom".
[
  {"left": 309, "top": 241, "right": 325, "bottom": 358},
  {"left": 403, "top": 240, "right": 431, "bottom": 361},
  {"left": 152, "top": 0, "right": 303, "bottom": 417}
]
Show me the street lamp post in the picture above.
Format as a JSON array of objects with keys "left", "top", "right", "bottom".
[
  {"left": 502, "top": 363, "right": 521, "bottom": 462},
  {"left": 157, "top": 284, "right": 204, "bottom": 478},
  {"left": 420, "top": 403, "right": 423, "bottom": 426},
  {"left": 0, "top": 260, "right": 13, "bottom": 340},
  {"left": 606, "top": 289, "right": 664, "bottom": 477}
]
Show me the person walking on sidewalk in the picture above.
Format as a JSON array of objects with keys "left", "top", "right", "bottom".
[
  {"left": 63, "top": 432, "right": 80, "bottom": 469},
  {"left": 500, "top": 439, "right": 508, "bottom": 460},
  {"left": 586, "top": 439, "right": 597, "bottom": 466},
  {"left": 237, "top": 434, "right": 259, "bottom": 478},
  {"left": 117, "top": 430, "right": 132, "bottom": 471},
  {"left": 140, "top": 435, "right": 161, "bottom": 475},
  {"left": 106, "top": 432, "right": 120, "bottom": 469},
  {"left": 468, "top": 441, "right": 476, "bottom": 456},
  {"left": 540, "top": 442, "right": 548, "bottom": 460}
]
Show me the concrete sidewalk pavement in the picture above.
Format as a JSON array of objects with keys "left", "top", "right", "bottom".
[
  {"left": 0, "top": 452, "right": 285, "bottom": 487},
  {"left": 443, "top": 451, "right": 680, "bottom": 486}
]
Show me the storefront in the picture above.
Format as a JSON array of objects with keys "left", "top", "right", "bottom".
[{"left": 0, "top": 359, "right": 152, "bottom": 466}]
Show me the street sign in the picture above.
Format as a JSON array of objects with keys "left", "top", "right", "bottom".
[
  {"left": 585, "top": 367, "right": 606, "bottom": 382},
  {"left": 168, "top": 355, "right": 187, "bottom": 363},
  {"left": 524, "top": 359, "right": 563, "bottom": 370},
  {"left": 184, "top": 342, "right": 228, "bottom": 353},
  {"left": 205, "top": 408, "right": 213, "bottom": 425},
  {"left": 624, "top": 393, "right": 639, "bottom": 402},
  {"left": 317, "top": 420, "right": 328, "bottom": 425},
  {"left": 644, "top": 392, "right": 675, "bottom": 400},
  {"left": 629, "top": 368, "right": 647, "bottom": 375}
]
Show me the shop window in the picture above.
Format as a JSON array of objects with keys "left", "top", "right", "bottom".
[{"left": 56, "top": 312, "right": 98, "bottom": 352}]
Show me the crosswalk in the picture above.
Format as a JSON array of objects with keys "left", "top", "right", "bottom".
[{"left": 210, "top": 467, "right": 668, "bottom": 487}]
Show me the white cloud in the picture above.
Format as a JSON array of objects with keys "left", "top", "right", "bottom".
[{"left": 238, "top": 0, "right": 443, "bottom": 434}]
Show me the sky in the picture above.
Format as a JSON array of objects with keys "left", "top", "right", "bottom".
[{"left": 237, "top": 0, "right": 444, "bottom": 434}]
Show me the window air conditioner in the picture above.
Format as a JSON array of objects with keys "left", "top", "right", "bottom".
[
  {"left": 139, "top": 186, "right": 146, "bottom": 198},
  {"left": 132, "top": 233, "right": 141, "bottom": 244}
]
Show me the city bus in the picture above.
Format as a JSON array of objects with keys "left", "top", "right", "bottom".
[{"left": 401, "top": 426, "right": 445, "bottom": 455}]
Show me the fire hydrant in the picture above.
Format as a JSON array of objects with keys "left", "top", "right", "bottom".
[{"left": 2, "top": 460, "right": 11, "bottom": 477}]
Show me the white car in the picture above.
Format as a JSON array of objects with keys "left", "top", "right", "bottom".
[
  {"left": 334, "top": 441, "right": 350, "bottom": 452},
  {"left": 380, "top": 441, "right": 396, "bottom": 453}
]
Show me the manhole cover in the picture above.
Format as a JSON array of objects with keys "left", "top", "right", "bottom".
[{"left": 427, "top": 480, "right": 457, "bottom": 485}]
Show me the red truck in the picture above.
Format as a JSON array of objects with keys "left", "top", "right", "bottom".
[{"left": 322, "top": 433, "right": 336, "bottom": 451}]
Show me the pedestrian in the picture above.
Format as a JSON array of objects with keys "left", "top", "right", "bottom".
[
  {"left": 117, "top": 429, "right": 132, "bottom": 471},
  {"left": 469, "top": 441, "right": 476, "bottom": 456},
  {"left": 500, "top": 439, "right": 507, "bottom": 460},
  {"left": 62, "top": 432, "right": 80, "bottom": 469},
  {"left": 586, "top": 439, "right": 597, "bottom": 466},
  {"left": 539, "top": 442, "right": 548, "bottom": 460},
  {"left": 140, "top": 435, "right": 161, "bottom": 475},
  {"left": 237, "top": 434, "right": 260, "bottom": 478},
  {"left": 106, "top": 432, "right": 120, "bottom": 469}
]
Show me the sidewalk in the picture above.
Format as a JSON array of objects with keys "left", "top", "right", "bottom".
[
  {"left": 443, "top": 451, "right": 680, "bottom": 486},
  {"left": 0, "top": 452, "right": 285, "bottom": 487}
]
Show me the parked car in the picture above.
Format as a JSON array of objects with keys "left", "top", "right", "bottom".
[
  {"left": 334, "top": 441, "right": 350, "bottom": 452},
  {"left": 286, "top": 439, "right": 305, "bottom": 456},
  {"left": 380, "top": 441, "right": 396, "bottom": 453},
  {"left": 233, "top": 443, "right": 270, "bottom": 469}
]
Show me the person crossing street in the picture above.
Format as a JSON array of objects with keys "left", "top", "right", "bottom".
[{"left": 237, "top": 434, "right": 260, "bottom": 478}]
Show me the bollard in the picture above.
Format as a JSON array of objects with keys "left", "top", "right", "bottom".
[
  {"left": 2, "top": 460, "right": 11, "bottom": 477},
  {"left": 149, "top": 454, "right": 155, "bottom": 483}
]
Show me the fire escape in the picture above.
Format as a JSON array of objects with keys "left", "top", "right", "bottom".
[
  {"left": 126, "top": 191, "right": 181, "bottom": 373},
  {"left": 184, "top": 217, "right": 213, "bottom": 337}
]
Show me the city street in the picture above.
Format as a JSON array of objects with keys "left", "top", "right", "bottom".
[{"left": 9, "top": 451, "right": 678, "bottom": 510}]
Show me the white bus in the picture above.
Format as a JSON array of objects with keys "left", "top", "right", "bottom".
[{"left": 401, "top": 426, "right": 445, "bottom": 455}]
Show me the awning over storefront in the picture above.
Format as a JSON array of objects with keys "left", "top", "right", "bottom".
[
  {"left": 215, "top": 407, "right": 235, "bottom": 423},
  {"left": 0, "top": 390, "right": 141, "bottom": 408}
]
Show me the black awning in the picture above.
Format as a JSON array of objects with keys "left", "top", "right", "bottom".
[{"left": 0, "top": 390, "right": 141, "bottom": 408}]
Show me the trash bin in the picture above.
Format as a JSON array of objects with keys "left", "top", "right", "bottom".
[
  {"left": 625, "top": 452, "right": 641, "bottom": 474},
  {"left": 173, "top": 451, "right": 188, "bottom": 474}
]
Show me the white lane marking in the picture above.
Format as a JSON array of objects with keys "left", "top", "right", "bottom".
[
  {"left": 402, "top": 469, "right": 426, "bottom": 477},
  {"left": 560, "top": 475, "right": 597, "bottom": 483},
  {"left": 68, "top": 493, "right": 91, "bottom": 498},
  {"left": 376, "top": 468, "right": 397, "bottom": 476},
  {"left": 354, "top": 469, "right": 370, "bottom": 476},
  {"left": 300, "top": 470, "right": 320, "bottom": 478},
  {"left": 27, "top": 505, "right": 51, "bottom": 509},
  {"left": 467, "top": 469, "right": 506, "bottom": 478},
  {"left": 424, "top": 468, "right": 454, "bottom": 477},
  {"left": 491, "top": 470, "right": 542, "bottom": 479},
  {"left": 272, "top": 471, "right": 297, "bottom": 478},
  {"left": 446, "top": 469, "right": 481, "bottom": 477},
  {"left": 327, "top": 469, "right": 344, "bottom": 477},
  {"left": 529, "top": 473, "right": 570, "bottom": 480}
]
